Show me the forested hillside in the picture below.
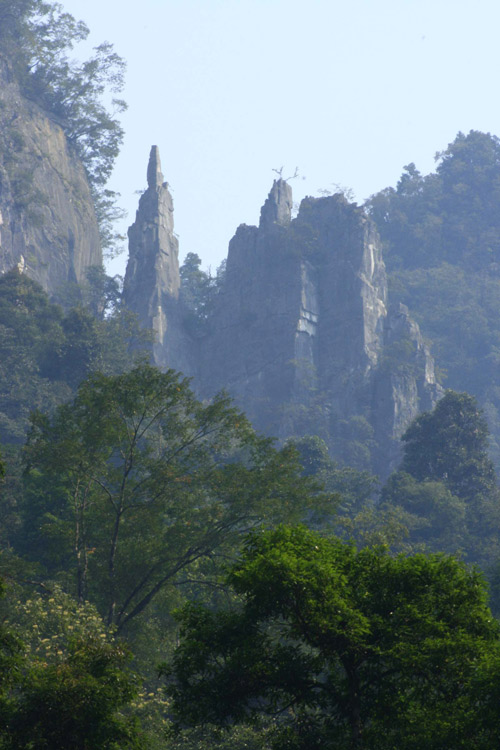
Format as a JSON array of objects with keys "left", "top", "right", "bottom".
[{"left": 367, "top": 130, "right": 500, "bottom": 469}]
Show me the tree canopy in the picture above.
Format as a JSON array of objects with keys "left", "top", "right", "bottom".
[
  {"left": 21, "top": 364, "right": 326, "bottom": 633},
  {"left": 0, "top": 270, "right": 146, "bottom": 446},
  {"left": 367, "top": 131, "right": 500, "bottom": 471},
  {"left": 380, "top": 390, "right": 500, "bottom": 565},
  {"left": 0, "top": 581, "right": 146, "bottom": 750},
  {"left": 166, "top": 525, "right": 500, "bottom": 750},
  {"left": 400, "top": 390, "right": 496, "bottom": 502}
]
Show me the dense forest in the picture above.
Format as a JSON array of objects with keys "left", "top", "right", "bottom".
[{"left": 3, "top": 2, "right": 500, "bottom": 748}]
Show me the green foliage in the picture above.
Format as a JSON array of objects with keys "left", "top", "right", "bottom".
[
  {"left": 332, "top": 414, "right": 377, "bottom": 472},
  {"left": 21, "top": 364, "right": 325, "bottom": 633},
  {"left": 0, "top": 583, "right": 146, "bottom": 750},
  {"left": 288, "top": 434, "right": 377, "bottom": 516},
  {"left": 180, "top": 253, "right": 226, "bottom": 338},
  {"left": 179, "top": 254, "right": 226, "bottom": 337},
  {"left": 367, "top": 130, "right": 500, "bottom": 472},
  {"left": 380, "top": 472, "right": 466, "bottom": 553},
  {"left": 0, "top": 270, "right": 147, "bottom": 447},
  {"left": 382, "top": 391, "right": 500, "bottom": 566},
  {"left": 166, "top": 525, "right": 500, "bottom": 750},
  {"left": 81, "top": 265, "right": 122, "bottom": 319},
  {"left": 401, "top": 390, "right": 496, "bottom": 502},
  {"left": 367, "top": 131, "right": 500, "bottom": 271},
  {"left": 0, "top": 0, "right": 127, "bottom": 253},
  {"left": 0, "top": 579, "right": 22, "bottom": 730},
  {"left": 288, "top": 435, "right": 332, "bottom": 477},
  {"left": 0, "top": 270, "right": 68, "bottom": 444},
  {"left": 287, "top": 435, "right": 412, "bottom": 551}
]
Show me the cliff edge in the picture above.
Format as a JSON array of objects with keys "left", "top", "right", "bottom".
[{"left": 0, "top": 57, "right": 101, "bottom": 297}]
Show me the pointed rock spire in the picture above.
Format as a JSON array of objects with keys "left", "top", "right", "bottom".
[
  {"left": 147, "top": 145, "right": 164, "bottom": 189},
  {"left": 123, "top": 147, "right": 191, "bottom": 373},
  {"left": 259, "top": 179, "right": 293, "bottom": 229}
]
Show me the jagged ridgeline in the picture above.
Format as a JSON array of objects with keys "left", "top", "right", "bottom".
[
  {"left": 2, "top": 1, "right": 500, "bottom": 480},
  {"left": 123, "top": 148, "right": 441, "bottom": 478},
  {"left": 123, "top": 134, "right": 500, "bottom": 477}
]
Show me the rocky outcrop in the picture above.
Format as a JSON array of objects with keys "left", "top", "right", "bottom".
[
  {"left": 198, "top": 185, "right": 441, "bottom": 475},
  {"left": 122, "top": 147, "right": 193, "bottom": 373},
  {"left": 123, "top": 157, "right": 441, "bottom": 477},
  {"left": 0, "top": 57, "right": 101, "bottom": 297},
  {"left": 372, "top": 302, "right": 443, "bottom": 473}
]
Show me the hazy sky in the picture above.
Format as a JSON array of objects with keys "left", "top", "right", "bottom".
[{"left": 60, "top": 0, "right": 500, "bottom": 277}]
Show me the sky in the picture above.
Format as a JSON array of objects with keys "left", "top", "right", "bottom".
[{"left": 59, "top": 0, "right": 500, "bottom": 278}]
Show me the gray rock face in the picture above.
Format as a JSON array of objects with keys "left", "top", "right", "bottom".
[
  {"left": 259, "top": 179, "right": 293, "bottom": 229},
  {"left": 198, "top": 186, "right": 440, "bottom": 475},
  {"left": 123, "top": 147, "right": 193, "bottom": 373},
  {"left": 123, "top": 161, "right": 441, "bottom": 477},
  {"left": 0, "top": 57, "right": 101, "bottom": 296},
  {"left": 371, "top": 302, "right": 443, "bottom": 472}
]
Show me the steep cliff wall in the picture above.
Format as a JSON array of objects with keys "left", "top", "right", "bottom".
[
  {"left": 199, "top": 183, "right": 441, "bottom": 474},
  {"left": 0, "top": 58, "right": 101, "bottom": 297},
  {"left": 199, "top": 181, "right": 305, "bottom": 433},
  {"left": 123, "top": 154, "right": 441, "bottom": 477},
  {"left": 122, "top": 147, "right": 194, "bottom": 374}
]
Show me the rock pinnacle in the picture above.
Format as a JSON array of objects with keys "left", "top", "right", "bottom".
[{"left": 147, "top": 145, "right": 164, "bottom": 189}]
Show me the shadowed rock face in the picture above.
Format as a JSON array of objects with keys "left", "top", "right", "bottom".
[
  {"left": 123, "top": 155, "right": 441, "bottom": 477},
  {"left": 199, "top": 187, "right": 441, "bottom": 474},
  {"left": 122, "top": 147, "right": 194, "bottom": 374},
  {"left": 0, "top": 57, "right": 101, "bottom": 297}
]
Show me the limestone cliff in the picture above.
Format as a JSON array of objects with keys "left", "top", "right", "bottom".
[
  {"left": 198, "top": 183, "right": 441, "bottom": 474},
  {"left": 122, "top": 147, "right": 193, "bottom": 373},
  {"left": 0, "top": 57, "right": 101, "bottom": 296},
  {"left": 123, "top": 155, "right": 441, "bottom": 477}
]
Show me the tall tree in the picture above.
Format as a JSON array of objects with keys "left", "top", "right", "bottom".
[
  {"left": 22, "top": 364, "right": 324, "bottom": 632},
  {"left": 382, "top": 390, "right": 500, "bottom": 565},
  {"left": 400, "top": 390, "right": 496, "bottom": 503},
  {"left": 166, "top": 525, "right": 500, "bottom": 750}
]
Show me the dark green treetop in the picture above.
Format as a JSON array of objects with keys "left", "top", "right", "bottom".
[
  {"left": 401, "top": 390, "right": 496, "bottom": 502},
  {"left": 166, "top": 525, "right": 500, "bottom": 750}
]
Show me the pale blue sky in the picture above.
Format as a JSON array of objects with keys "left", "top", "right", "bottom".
[{"left": 60, "top": 0, "right": 500, "bottom": 277}]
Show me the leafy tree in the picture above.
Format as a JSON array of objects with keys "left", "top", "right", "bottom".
[
  {"left": 400, "top": 390, "right": 496, "bottom": 502},
  {"left": 381, "top": 391, "right": 500, "bottom": 565},
  {"left": 289, "top": 434, "right": 380, "bottom": 528},
  {"left": 81, "top": 265, "right": 122, "bottom": 320},
  {"left": 436, "top": 130, "right": 500, "bottom": 268},
  {"left": 0, "top": 579, "right": 22, "bottom": 735},
  {"left": 179, "top": 254, "right": 225, "bottom": 337},
  {"left": 166, "top": 525, "right": 500, "bottom": 750},
  {"left": 0, "top": 271, "right": 68, "bottom": 445},
  {"left": 0, "top": 584, "right": 146, "bottom": 750},
  {"left": 0, "top": 271, "right": 147, "bottom": 446},
  {"left": 21, "top": 364, "right": 325, "bottom": 633},
  {"left": 367, "top": 131, "right": 500, "bottom": 271},
  {"left": 288, "top": 435, "right": 409, "bottom": 551},
  {"left": 380, "top": 472, "right": 466, "bottom": 554}
]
